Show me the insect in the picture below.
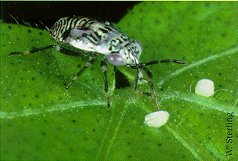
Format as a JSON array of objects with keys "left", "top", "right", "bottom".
[{"left": 9, "top": 16, "right": 185, "bottom": 109}]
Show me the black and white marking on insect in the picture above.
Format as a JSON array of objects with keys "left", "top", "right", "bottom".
[
  {"left": 9, "top": 16, "right": 185, "bottom": 109},
  {"left": 50, "top": 16, "right": 142, "bottom": 66}
]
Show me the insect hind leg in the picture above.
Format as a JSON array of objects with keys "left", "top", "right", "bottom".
[
  {"left": 65, "top": 55, "right": 97, "bottom": 90},
  {"left": 9, "top": 45, "right": 55, "bottom": 56}
]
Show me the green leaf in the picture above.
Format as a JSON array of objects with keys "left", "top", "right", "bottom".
[{"left": 1, "top": 2, "right": 238, "bottom": 160}]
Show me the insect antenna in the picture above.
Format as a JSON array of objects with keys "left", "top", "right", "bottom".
[
  {"left": 129, "top": 59, "right": 185, "bottom": 69},
  {"left": 143, "top": 59, "right": 185, "bottom": 66}
]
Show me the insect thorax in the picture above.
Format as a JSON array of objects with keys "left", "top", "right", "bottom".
[{"left": 49, "top": 16, "right": 142, "bottom": 66}]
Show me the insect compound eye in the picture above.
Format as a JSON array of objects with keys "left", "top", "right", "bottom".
[{"left": 107, "top": 53, "right": 126, "bottom": 66}]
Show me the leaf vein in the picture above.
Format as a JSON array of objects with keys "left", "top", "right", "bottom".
[
  {"left": 158, "top": 45, "right": 238, "bottom": 88},
  {"left": 161, "top": 92, "right": 238, "bottom": 114},
  {"left": 0, "top": 100, "right": 105, "bottom": 119}
]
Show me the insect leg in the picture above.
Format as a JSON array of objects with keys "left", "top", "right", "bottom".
[
  {"left": 128, "top": 65, "right": 155, "bottom": 96},
  {"left": 133, "top": 67, "right": 144, "bottom": 91},
  {"left": 9, "top": 45, "right": 55, "bottom": 56},
  {"left": 133, "top": 68, "right": 139, "bottom": 91},
  {"left": 101, "top": 58, "right": 110, "bottom": 109},
  {"left": 58, "top": 47, "right": 84, "bottom": 56},
  {"left": 141, "top": 66, "right": 160, "bottom": 109},
  {"left": 66, "top": 55, "right": 97, "bottom": 90}
]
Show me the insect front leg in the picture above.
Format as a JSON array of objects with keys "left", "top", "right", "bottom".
[
  {"left": 141, "top": 66, "right": 160, "bottom": 109},
  {"left": 133, "top": 67, "right": 144, "bottom": 91},
  {"left": 129, "top": 65, "right": 157, "bottom": 104},
  {"left": 9, "top": 45, "right": 55, "bottom": 56},
  {"left": 66, "top": 55, "right": 97, "bottom": 90},
  {"left": 100, "top": 58, "right": 110, "bottom": 109}
]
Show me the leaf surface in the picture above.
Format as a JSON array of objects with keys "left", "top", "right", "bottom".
[{"left": 1, "top": 2, "right": 238, "bottom": 160}]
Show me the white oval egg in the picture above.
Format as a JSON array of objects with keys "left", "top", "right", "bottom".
[
  {"left": 195, "top": 79, "right": 215, "bottom": 97},
  {"left": 144, "top": 111, "right": 170, "bottom": 128}
]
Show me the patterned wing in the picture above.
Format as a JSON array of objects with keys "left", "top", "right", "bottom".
[{"left": 50, "top": 17, "right": 119, "bottom": 54}]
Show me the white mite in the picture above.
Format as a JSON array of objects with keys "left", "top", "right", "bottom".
[
  {"left": 195, "top": 79, "right": 215, "bottom": 97},
  {"left": 144, "top": 111, "right": 170, "bottom": 128}
]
